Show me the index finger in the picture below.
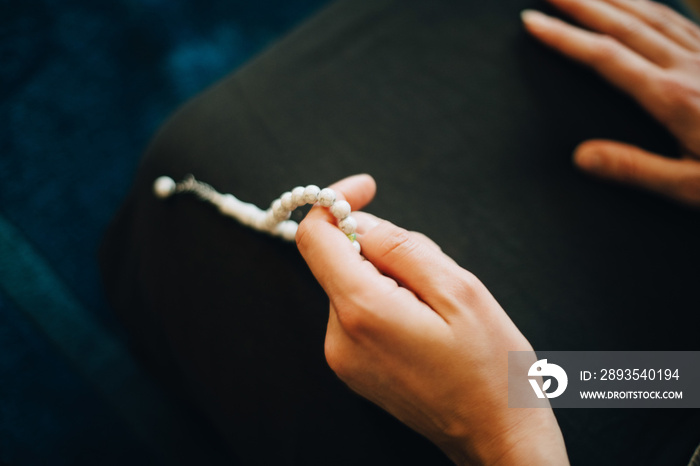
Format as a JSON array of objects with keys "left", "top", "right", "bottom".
[
  {"left": 296, "top": 174, "right": 394, "bottom": 299},
  {"left": 545, "top": 0, "right": 684, "bottom": 66},
  {"left": 522, "top": 9, "right": 662, "bottom": 109}
]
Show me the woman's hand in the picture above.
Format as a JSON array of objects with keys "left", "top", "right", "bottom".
[
  {"left": 522, "top": 0, "right": 700, "bottom": 207},
  {"left": 296, "top": 174, "right": 569, "bottom": 465}
]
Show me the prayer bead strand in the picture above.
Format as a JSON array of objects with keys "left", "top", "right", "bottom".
[{"left": 153, "top": 175, "right": 360, "bottom": 252}]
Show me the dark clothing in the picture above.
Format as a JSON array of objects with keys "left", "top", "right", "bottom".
[{"left": 100, "top": 0, "right": 700, "bottom": 464}]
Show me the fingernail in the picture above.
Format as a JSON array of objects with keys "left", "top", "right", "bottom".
[
  {"left": 521, "top": 9, "right": 551, "bottom": 29},
  {"left": 355, "top": 213, "right": 381, "bottom": 236},
  {"left": 574, "top": 149, "right": 603, "bottom": 172}
]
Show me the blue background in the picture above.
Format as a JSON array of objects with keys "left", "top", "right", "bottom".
[{"left": 0, "top": 0, "right": 328, "bottom": 464}]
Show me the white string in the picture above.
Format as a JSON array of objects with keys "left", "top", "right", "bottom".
[{"left": 153, "top": 175, "right": 360, "bottom": 252}]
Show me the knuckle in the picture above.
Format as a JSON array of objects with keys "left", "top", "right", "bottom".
[
  {"left": 646, "top": 5, "right": 673, "bottom": 32},
  {"left": 614, "top": 18, "right": 642, "bottom": 42},
  {"left": 453, "top": 270, "right": 484, "bottom": 301},
  {"left": 654, "top": 75, "right": 700, "bottom": 125},
  {"left": 332, "top": 293, "right": 376, "bottom": 337},
  {"left": 658, "top": 75, "right": 694, "bottom": 108},
  {"left": 436, "top": 269, "right": 485, "bottom": 311},
  {"left": 458, "top": 269, "right": 483, "bottom": 292},
  {"left": 660, "top": 75, "right": 686, "bottom": 101},
  {"left": 412, "top": 231, "right": 442, "bottom": 252},
  {"left": 334, "top": 305, "right": 366, "bottom": 337},
  {"left": 591, "top": 36, "right": 622, "bottom": 65},
  {"left": 376, "top": 227, "right": 419, "bottom": 261},
  {"left": 324, "top": 337, "right": 353, "bottom": 380}
]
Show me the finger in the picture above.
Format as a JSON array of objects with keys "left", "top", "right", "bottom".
[
  {"left": 574, "top": 139, "right": 700, "bottom": 206},
  {"left": 604, "top": 0, "right": 700, "bottom": 52},
  {"left": 522, "top": 9, "right": 661, "bottom": 108},
  {"left": 353, "top": 211, "right": 381, "bottom": 236},
  {"left": 410, "top": 231, "right": 443, "bottom": 253},
  {"left": 545, "top": 0, "right": 683, "bottom": 66},
  {"left": 322, "top": 173, "right": 377, "bottom": 219},
  {"left": 300, "top": 174, "right": 377, "bottom": 237},
  {"left": 355, "top": 212, "right": 443, "bottom": 253},
  {"left": 360, "top": 218, "right": 481, "bottom": 319},
  {"left": 297, "top": 174, "right": 395, "bottom": 299}
]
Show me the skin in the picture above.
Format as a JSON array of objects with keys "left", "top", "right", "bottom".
[
  {"left": 297, "top": 175, "right": 568, "bottom": 465},
  {"left": 523, "top": 0, "right": 700, "bottom": 207},
  {"left": 298, "top": 1, "right": 700, "bottom": 464}
]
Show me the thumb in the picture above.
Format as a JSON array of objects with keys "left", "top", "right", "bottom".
[
  {"left": 574, "top": 140, "right": 700, "bottom": 206},
  {"left": 359, "top": 218, "right": 478, "bottom": 319},
  {"left": 326, "top": 173, "right": 377, "bottom": 212},
  {"left": 296, "top": 174, "right": 378, "bottom": 296}
]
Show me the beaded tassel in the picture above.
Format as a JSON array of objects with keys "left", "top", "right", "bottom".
[{"left": 153, "top": 175, "right": 361, "bottom": 253}]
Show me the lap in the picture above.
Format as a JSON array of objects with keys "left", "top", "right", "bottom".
[{"left": 101, "top": 0, "right": 700, "bottom": 464}]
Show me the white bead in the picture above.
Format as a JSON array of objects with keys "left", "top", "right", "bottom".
[
  {"left": 272, "top": 205, "right": 291, "bottom": 223},
  {"left": 239, "top": 204, "right": 262, "bottom": 226},
  {"left": 246, "top": 202, "right": 264, "bottom": 216},
  {"left": 153, "top": 176, "right": 365, "bottom": 245},
  {"left": 303, "top": 185, "right": 321, "bottom": 204},
  {"left": 330, "top": 200, "right": 351, "bottom": 219},
  {"left": 263, "top": 211, "right": 278, "bottom": 229},
  {"left": 218, "top": 194, "right": 235, "bottom": 215},
  {"left": 338, "top": 215, "right": 358, "bottom": 235},
  {"left": 280, "top": 192, "right": 295, "bottom": 211},
  {"left": 275, "top": 220, "right": 298, "bottom": 242},
  {"left": 271, "top": 198, "right": 283, "bottom": 213},
  {"left": 154, "top": 176, "right": 176, "bottom": 199},
  {"left": 254, "top": 214, "right": 270, "bottom": 230},
  {"left": 291, "top": 186, "right": 306, "bottom": 206},
  {"left": 271, "top": 198, "right": 285, "bottom": 215},
  {"left": 254, "top": 209, "right": 268, "bottom": 225},
  {"left": 218, "top": 194, "right": 246, "bottom": 218},
  {"left": 318, "top": 188, "right": 336, "bottom": 207}
]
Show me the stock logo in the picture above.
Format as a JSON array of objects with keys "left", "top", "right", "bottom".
[{"left": 528, "top": 359, "right": 568, "bottom": 399}]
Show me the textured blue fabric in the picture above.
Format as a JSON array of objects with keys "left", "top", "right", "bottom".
[
  {"left": 0, "top": 290, "right": 151, "bottom": 466},
  {"left": 0, "top": 213, "right": 238, "bottom": 464},
  {"left": 1, "top": 0, "right": 329, "bottom": 324},
  {"left": 0, "top": 0, "right": 328, "bottom": 464}
]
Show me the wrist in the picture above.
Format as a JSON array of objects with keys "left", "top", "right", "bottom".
[{"left": 439, "top": 406, "right": 568, "bottom": 466}]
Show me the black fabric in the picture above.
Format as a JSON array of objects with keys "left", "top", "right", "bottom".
[{"left": 100, "top": 0, "right": 700, "bottom": 464}]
